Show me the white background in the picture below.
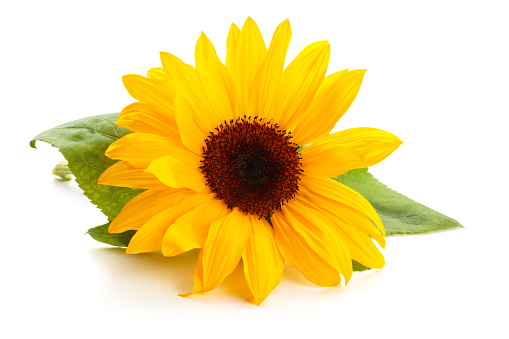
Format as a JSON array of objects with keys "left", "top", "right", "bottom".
[{"left": 1, "top": 0, "right": 508, "bottom": 338}]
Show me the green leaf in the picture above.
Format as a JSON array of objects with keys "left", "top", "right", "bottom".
[
  {"left": 30, "top": 113, "right": 144, "bottom": 221},
  {"left": 87, "top": 223, "right": 135, "bottom": 247},
  {"left": 334, "top": 168, "right": 463, "bottom": 235}
]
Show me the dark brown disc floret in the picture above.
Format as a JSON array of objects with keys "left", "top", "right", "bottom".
[{"left": 200, "top": 116, "right": 303, "bottom": 218}]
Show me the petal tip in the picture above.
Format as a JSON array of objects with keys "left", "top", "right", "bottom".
[
  {"left": 246, "top": 297, "right": 263, "bottom": 306},
  {"left": 97, "top": 176, "right": 105, "bottom": 185},
  {"left": 276, "top": 18, "right": 291, "bottom": 31}
]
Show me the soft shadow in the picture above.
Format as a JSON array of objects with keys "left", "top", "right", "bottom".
[
  {"left": 316, "top": 268, "right": 384, "bottom": 297},
  {"left": 282, "top": 264, "right": 323, "bottom": 287},
  {"left": 90, "top": 247, "right": 198, "bottom": 299},
  {"left": 90, "top": 247, "right": 386, "bottom": 305},
  {"left": 52, "top": 176, "right": 85, "bottom": 197},
  {"left": 90, "top": 248, "right": 255, "bottom": 304}
]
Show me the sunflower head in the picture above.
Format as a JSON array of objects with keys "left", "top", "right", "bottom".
[
  {"left": 200, "top": 116, "right": 302, "bottom": 218},
  {"left": 99, "top": 17, "right": 402, "bottom": 305}
]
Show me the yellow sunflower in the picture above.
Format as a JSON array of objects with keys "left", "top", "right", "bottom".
[{"left": 98, "top": 17, "right": 402, "bottom": 305}]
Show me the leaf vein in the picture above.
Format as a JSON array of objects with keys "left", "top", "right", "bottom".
[{"left": 57, "top": 125, "right": 121, "bottom": 140}]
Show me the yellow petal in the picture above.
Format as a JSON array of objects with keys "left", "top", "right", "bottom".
[
  {"left": 161, "top": 199, "right": 228, "bottom": 257},
  {"left": 147, "top": 67, "right": 175, "bottom": 93},
  {"left": 195, "top": 32, "right": 237, "bottom": 120},
  {"left": 105, "top": 133, "right": 200, "bottom": 169},
  {"left": 300, "top": 176, "right": 385, "bottom": 238},
  {"left": 275, "top": 41, "right": 330, "bottom": 130},
  {"left": 198, "top": 208, "right": 251, "bottom": 292},
  {"left": 250, "top": 19, "right": 291, "bottom": 121},
  {"left": 116, "top": 102, "right": 179, "bottom": 138},
  {"left": 98, "top": 160, "right": 168, "bottom": 190},
  {"left": 272, "top": 211, "right": 341, "bottom": 287},
  {"left": 301, "top": 127, "right": 402, "bottom": 177},
  {"left": 159, "top": 52, "right": 199, "bottom": 84},
  {"left": 292, "top": 69, "right": 366, "bottom": 145},
  {"left": 242, "top": 218, "right": 284, "bottom": 305},
  {"left": 334, "top": 221, "right": 385, "bottom": 269},
  {"left": 145, "top": 156, "right": 205, "bottom": 191},
  {"left": 233, "top": 17, "right": 267, "bottom": 114},
  {"left": 302, "top": 144, "right": 363, "bottom": 177},
  {"left": 122, "top": 74, "right": 174, "bottom": 113},
  {"left": 297, "top": 193, "right": 385, "bottom": 269},
  {"left": 109, "top": 189, "right": 194, "bottom": 233},
  {"left": 173, "top": 83, "right": 209, "bottom": 155},
  {"left": 126, "top": 193, "right": 215, "bottom": 254},
  {"left": 147, "top": 67, "right": 168, "bottom": 82},
  {"left": 225, "top": 23, "right": 240, "bottom": 75},
  {"left": 283, "top": 198, "right": 353, "bottom": 284},
  {"left": 186, "top": 248, "right": 205, "bottom": 295},
  {"left": 160, "top": 52, "right": 222, "bottom": 152},
  {"left": 301, "top": 186, "right": 385, "bottom": 247}
]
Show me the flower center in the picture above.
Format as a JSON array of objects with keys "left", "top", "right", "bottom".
[{"left": 200, "top": 116, "right": 303, "bottom": 218}]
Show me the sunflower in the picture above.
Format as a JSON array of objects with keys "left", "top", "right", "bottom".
[{"left": 98, "top": 17, "right": 402, "bottom": 305}]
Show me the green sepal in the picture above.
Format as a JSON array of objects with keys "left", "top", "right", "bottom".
[
  {"left": 87, "top": 223, "right": 135, "bottom": 247},
  {"left": 334, "top": 168, "right": 463, "bottom": 235},
  {"left": 352, "top": 260, "right": 371, "bottom": 272},
  {"left": 52, "top": 161, "right": 73, "bottom": 180}
]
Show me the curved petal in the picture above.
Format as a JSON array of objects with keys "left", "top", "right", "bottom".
[
  {"left": 147, "top": 67, "right": 168, "bottom": 82},
  {"left": 161, "top": 198, "right": 228, "bottom": 257},
  {"left": 98, "top": 160, "right": 168, "bottom": 190},
  {"left": 225, "top": 23, "right": 240, "bottom": 72},
  {"left": 282, "top": 198, "right": 353, "bottom": 284},
  {"left": 297, "top": 193, "right": 385, "bottom": 269},
  {"left": 116, "top": 102, "right": 179, "bottom": 138},
  {"left": 231, "top": 17, "right": 267, "bottom": 115},
  {"left": 300, "top": 176, "right": 385, "bottom": 238},
  {"left": 105, "top": 133, "right": 200, "bottom": 169},
  {"left": 272, "top": 210, "right": 341, "bottom": 287},
  {"left": 145, "top": 156, "right": 205, "bottom": 191},
  {"left": 173, "top": 83, "right": 209, "bottom": 155},
  {"left": 109, "top": 189, "right": 194, "bottom": 233},
  {"left": 160, "top": 52, "right": 220, "bottom": 153},
  {"left": 301, "top": 127, "right": 402, "bottom": 177},
  {"left": 333, "top": 221, "right": 385, "bottom": 269},
  {"left": 275, "top": 41, "right": 330, "bottom": 131},
  {"left": 159, "top": 52, "right": 199, "bottom": 84},
  {"left": 242, "top": 217, "right": 284, "bottom": 305},
  {"left": 185, "top": 248, "right": 205, "bottom": 295},
  {"left": 292, "top": 69, "right": 366, "bottom": 146},
  {"left": 250, "top": 19, "right": 291, "bottom": 121},
  {"left": 195, "top": 32, "right": 237, "bottom": 120},
  {"left": 194, "top": 208, "right": 252, "bottom": 293},
  {"left": 126, "top": 192, "right": 215, "bottom": 254},
  {"left": 122, "top": 74, "right": 174, "bottom": 113},
  {"left": 300, "top": 186, "right": 385, "bottom": 247}
]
